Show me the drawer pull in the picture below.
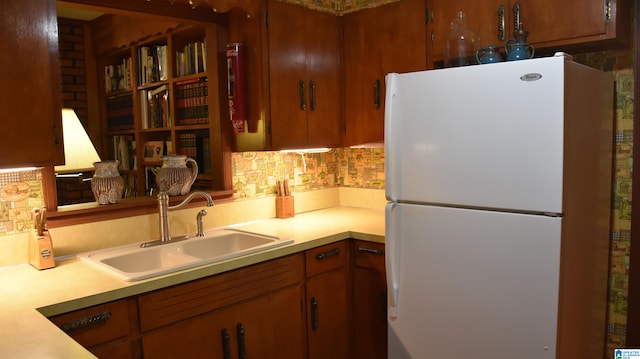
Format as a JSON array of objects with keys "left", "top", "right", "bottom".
[
  {"left": 357, "top": 246, "right": 385, "bottom": 256},
  {"left": 59, "top": 311, "right": 112, "bottom": 333},
  {"left": 315, "top": 247, "right": 340, "bottom": 260}
]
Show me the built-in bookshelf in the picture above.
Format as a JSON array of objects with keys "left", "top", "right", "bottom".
[{"left": 98, "top": 24, "right": 224, "bottom": 197}]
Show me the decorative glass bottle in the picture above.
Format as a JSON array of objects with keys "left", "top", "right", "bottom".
[
  {"left": 91, "top": 160, "right": 124, "bottom": 204},
  {"left": 444, "top": 11, "right": 480, "bottom": 67}
]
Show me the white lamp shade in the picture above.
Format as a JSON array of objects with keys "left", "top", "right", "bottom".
[{"left": 54, "top": 109, "right": 101, "bottom": 173}]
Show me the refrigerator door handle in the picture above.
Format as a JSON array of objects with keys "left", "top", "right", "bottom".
[
  {"left": 385, "top": 202, "right": 400, "bottom": 318},
  {"left": 384, "top": 73, "right": 399, "bottom": 202}
]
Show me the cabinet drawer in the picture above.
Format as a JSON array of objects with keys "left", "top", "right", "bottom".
[
  {"left": 49, "top": 299, "right": 131, "bottom": 349},
  {"left": 354, "top": 240, "right": 385, "bottom": 273},
  {"left": 138, "top": 253, "right": 304, "bottom": 332},
  {"left": 306, "top": 241, "right": 348, "bottom": 277}
]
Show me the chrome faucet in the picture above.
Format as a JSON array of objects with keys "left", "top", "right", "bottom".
[{"left": 141, "top": 190, "right": 214, "bottom": 248}]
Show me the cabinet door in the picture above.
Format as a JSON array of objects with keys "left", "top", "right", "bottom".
[
  {"left": 353, "top": 241, "right": 387, "bottom": 359},
  {"left": 142, "top": 286, "right": 306, "bottom": 359},
  {"left": 342, "top": 4, "right": 384, "bottom": 146},
  {"left": 514, "top": 0, "right": 628, "bottom": 47},
  {"left": 142, "top": 305, "right": 235, "bottom": 358},
  {"left": 307, "top": 268, "right": 351, "bottom": 359},
  {"left": 236, "top": 285, "right": 307, "bottom": 358},
  {"left": 427, "top": 0, "right": 628, "bottom": 67},
  {"left": 268, "top": 0, "right": 340, "bottom": 149},
  {"left": 0, "top": 0, "right": 63, "bottom": 168},
  {"left": 343, "top": 0, "right": 427, "bottom": 146}
]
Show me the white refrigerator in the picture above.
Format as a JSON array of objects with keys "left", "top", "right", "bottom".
[{"left": 384, "top": 56, "right": 613, "bottom": 359}]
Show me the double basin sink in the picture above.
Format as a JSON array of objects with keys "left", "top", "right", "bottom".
[{"left": 77, "top": 229, "right": 293, "bottom": 281}]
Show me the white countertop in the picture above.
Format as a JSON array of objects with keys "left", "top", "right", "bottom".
[{"left": 0, "top": 206, "right": 384, "bottom": 358}]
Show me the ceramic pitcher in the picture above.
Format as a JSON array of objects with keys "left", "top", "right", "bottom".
[
  {"left": 91, "top": 160, "right": 124, "bottom": 204},
  {"left": 476, "top": 46, "right": 502, "bottom": 64},
  {"left": 505, "top": 23, "right": 535, "bottom": 61},
  {"left": 155, "top": 155, "right": 198, "bottom": 196}
]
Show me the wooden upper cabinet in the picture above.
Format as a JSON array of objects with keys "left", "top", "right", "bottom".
[
  {"left": 267, "top": 0, "right": 341, "bottom": 149},
  {"left": 427, "top": 0, "right": 630, "bottom": 66},
  {"left": 343, "top": 0, "right": 427, "bottom": 146},
  {"left": 0, "top": 0, "right": 64, "bottom": 168},
  {"left": 515, "top": 0, "right": 630, "bottom": 50}
]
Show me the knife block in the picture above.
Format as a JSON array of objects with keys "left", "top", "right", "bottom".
[
  {"left": 276, "top": 196, "right": 294, "bottom": 219},
  {"left": 28, "top": 229, "right": 55, "bottom": 270}
]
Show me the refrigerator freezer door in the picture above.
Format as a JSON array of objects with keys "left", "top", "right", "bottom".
[
  {"left": 386, "top": 203, "right": 561, "bottom": 359},
  {"left": 385, "top": 57, "right": 566, "bottom": 214}
]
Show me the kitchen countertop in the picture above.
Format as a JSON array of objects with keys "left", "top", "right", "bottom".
[{"left": 0, "top": 206, "right": 384, "bottom": 358}]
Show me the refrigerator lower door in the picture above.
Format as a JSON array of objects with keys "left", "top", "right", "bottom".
[{"left": 386, "top": 203, "right": 561, "bottom": 359}]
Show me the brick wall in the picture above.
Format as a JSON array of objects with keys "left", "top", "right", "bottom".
[
  {"left": 57, "top": 18, "right": 89, "bottom": 126},
  {"left": 57, "top": 18, "right": 95, "bottom": 205}
]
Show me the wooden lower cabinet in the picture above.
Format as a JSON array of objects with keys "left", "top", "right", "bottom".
[
  {"left": 138, "top": 254, "right": 306, "bottom": 358},
  {"left": 141, "top": 285, "right": 306, "bottom": 358},
  {"left": 353, "top": 240, "right": 387, "bottom": 359},
  {"left": 305, "top": 241, "right": 351, "bottom": 359}
]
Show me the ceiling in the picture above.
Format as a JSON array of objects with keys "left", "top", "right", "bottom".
[{"left": 56, "top": 6, "right": 104, "bottom": 20}]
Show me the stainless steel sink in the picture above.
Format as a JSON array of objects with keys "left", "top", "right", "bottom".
[{"left": 77, "top": 229, "right": 293, "bottom": 281}]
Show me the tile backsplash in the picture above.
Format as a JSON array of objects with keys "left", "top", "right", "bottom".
[
  {"left": 231, "top": 148, "right": 385, "bottom": 199},
  {"left": 0, "top": 169, "right": 44, "bottom": 235}
]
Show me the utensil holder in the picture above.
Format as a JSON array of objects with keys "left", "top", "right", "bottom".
[
  {"left": 276, "top": 196, "right": 294, "bottom": 219},
  {"left": 28, "top": 229, "right": 55, "bottom": 270}
]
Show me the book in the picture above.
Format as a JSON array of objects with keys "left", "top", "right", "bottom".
[
  {"left": 175, "top": 78, "right": 208, "bottom": 125},
  {"left": 141, "top": 85, "right": 170, "bottom": 129},
  {"left": 104, "top": 56, "right": 132, "bottom": 93},
  {"left": 106, "top": 93, "right": 134, "bottom": 130}
]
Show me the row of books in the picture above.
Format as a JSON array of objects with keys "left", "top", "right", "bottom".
[
  {"left": 175, "top": 78, "right": 209, "bottom": 125},
  {"left": 106, "top": 93, "right": 134, "bottom": 130},
  {"left": 141, "top": 85, "right": 171, "bottom": 129},
  {"left": 177, "top": 132, "right": 211, "bottom": 174},
  {"left": 105, "top": 57, "right": 132, "bottom": 93},
  {"left": 138, "top": 45, "right": 168, "bottom": 86},
  {"left": 176, "top": 40, "right": 207, "bottom": 77}
]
